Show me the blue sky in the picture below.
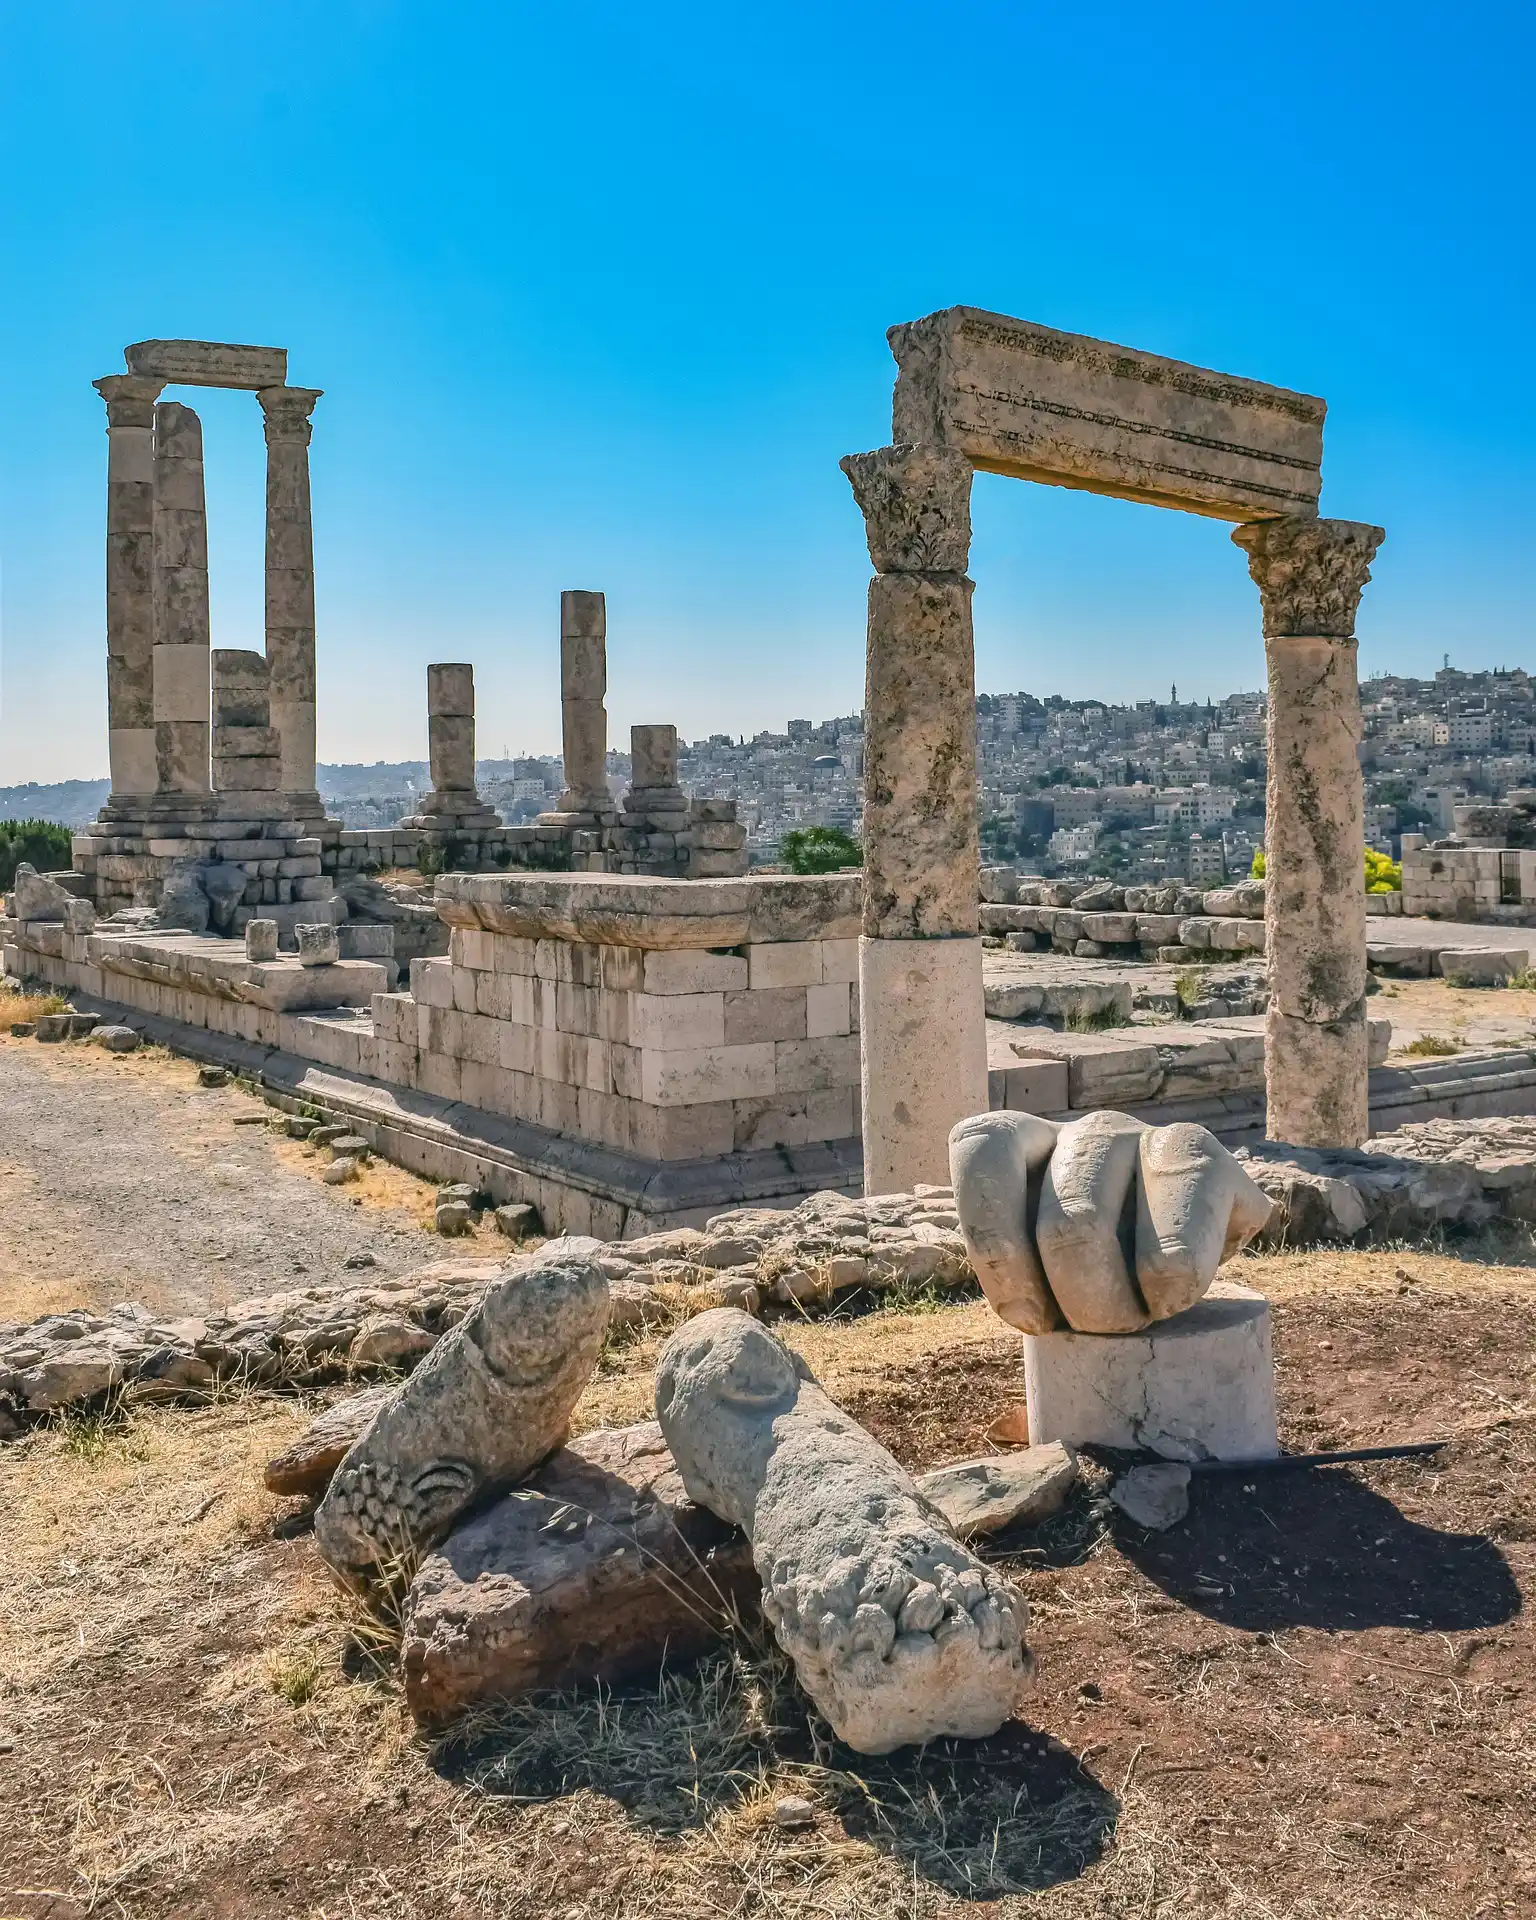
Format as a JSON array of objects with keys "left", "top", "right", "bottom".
[{"left": 0, "top": 1, "right": 1530, "bottom": 782}]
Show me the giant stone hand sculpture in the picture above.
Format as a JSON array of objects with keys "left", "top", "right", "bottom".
[
  {"left": 950, "top": 1110, "right": 1274, "bottom": 1335},
  {"left": 655, "top": 1308, "right": 1030, "bottom": 1755}
]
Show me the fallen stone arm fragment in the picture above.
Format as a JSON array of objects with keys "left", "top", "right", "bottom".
[
  {"left": 314, "top": 1240, "right": 609, "bottom": 1592},
  {"left": 654, "top": 1307, "right": 1030, "bottom": 1755}
]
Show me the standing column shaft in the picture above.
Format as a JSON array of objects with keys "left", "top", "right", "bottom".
[
  {"left": 427, "top": 663, "right": 477, "bottom": 799},
  {"left": 1234, "top": 516, "right": 1385, "bottom": 1148},
  {"left": 840, "top": 444, "right": 987, "bottom": 1194},
  {"left": 555, "top": 590, "right": 614, "bottom": 815},
  {"left": 257, "top": 385, "right": 323, "bottom": 810},
  {"left": 94, "top": 374, "right": 165, "bottom": 797},
  {"left": 151, "top": 401, "right": 211, "bottom": 795}
]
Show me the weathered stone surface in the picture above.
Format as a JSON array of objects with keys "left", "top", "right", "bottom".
[
  {"left": 315, "top": 1242, "right": 610, "bottom": 1589},
  {"left": 89, "top": 1024, "right": 140, "bottom": 1053},
  {"left": 296, "top": 922, "right": 341, "bottom": 967},
  {"left": 917, "top": 1443, "right": 1078, "bottom": 1537},
  {"left": 12, "top": 864, "right": 72, "bottom": 923},
  {"left": 1110, "top": 1463, "right": 1191, "bottom": 1530},
  {"left": 1438, "top": 947, "right": 1528, "bottom": 985},
  {"left": 950, "top": 1109, "right": 1273, "bottom": 1335},
  {"left": 265, "top": 1384, "right": 396, "bottom": 1497},
  {"left": 1024, "top": 1284, "right": 1280, "bottom": 1462},
  {"left": 245, "top": 918, "right": 279, "bottom": 962},
  {"left": 1234, "top": 516, "right": 1384, "bottom": 1149},
  {"left": 860, "top": 935, "right": 988, "bottom": 1195},
  {"left": 401, "top": 1421, "right": 756, "bottom": 1729},
  {"left": 889, "top": 307, "right": 1324, "bottom": 521},
  {"left": 125, "top": 338, "right": 287, "bottom": 389},
  {"left": 655, "top": 1309, "right": 1029, "bottom": 1754},
  {"left": 840, "top": 442, "right": 974, "bottom": 575}
]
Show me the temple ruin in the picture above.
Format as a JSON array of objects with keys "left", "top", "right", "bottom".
[{"left": 842, "top": 307, "right": 1384, "bottom": 1184}]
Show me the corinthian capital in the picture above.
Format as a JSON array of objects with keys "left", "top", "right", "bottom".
[
  {"left": 256, "top": 385, "right": 323, "bottom": 444},
  {"left": 1232, "top": 516, "right": 1385, "bottom": 638},
  {"left": 93, "top": 373, "right": 165, "bottom": 429},
  {"left": 840, "top": 443, "right": 973, "bottom": 574}
]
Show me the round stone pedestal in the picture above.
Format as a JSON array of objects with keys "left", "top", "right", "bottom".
[{"left": 1022, "top": 1283, "right": 1279, "bottom": 1463}]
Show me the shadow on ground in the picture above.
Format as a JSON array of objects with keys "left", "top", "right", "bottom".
[
  {"left": 432, "top": 1643, "right": 1118, "bottom": 1898},
  {"left": 1116, "top": 1466, "right": 1521, "bottom": 1632}
]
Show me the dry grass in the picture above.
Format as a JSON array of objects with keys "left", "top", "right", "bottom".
[
  {"left": 4, "top": 1250, "right": 1536, "bottom": 1917},
  {"left": 0, "top": 990, "right": 71, "bottom": 1036}
]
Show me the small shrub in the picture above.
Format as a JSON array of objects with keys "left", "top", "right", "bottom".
[
  {"left": 1173, "top": 966, "right": 1210, "bottom": 1010},
  {"left": 1402, "top": 1033, "right": 1461, "bottom": 1056},
  {"left": 1364, "top": 847, "right": 1402, "bottom": 893},
  {"left": 4, "top": 986, "right": 71, "bottom": 1029},
  {"left": 780, "top": 826, "right": 862, "bottom": 875},
  {"left": 1064, "top": 1003, "right": 1130, "bottom": 1032},
  {"left": 0, "top": 819, "right": 73, "bottom": 891},
  {"left": 1251, "top": 846, "right": 1402, "bottom": 891},
  {"left": 1507, "top": 967, "right": 1536, "bottom": 991}
]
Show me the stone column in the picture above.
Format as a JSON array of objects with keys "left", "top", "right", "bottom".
[
  {"left": 256, "top": 385, "right": 323, "bottom": 813},
  {"left": 1233, "top": 516, "right": 1385, "bottom": 1148},
  {"left": 428, "top": 663, "right": 477, "bottom": 801},
  {"left": 549, "top": 590, "right": 615, "bottom": 819},
  {"left": 840, "top": 443, "right": 988, "bottom": 1194},
  {"left": 211, "top": 650, "right": 282, "bottom": 796},
  {"left": 623, "top": 724, "right": 687, "bottom": 817},
  {"left": 95, "top": 374, "right": 165, "bottom": 800},
  {"left": 151, "top": 401, "right": 211, "bottom": 795},
  {"left": 399, "top": 664, "right": 497, "bottom": 828}
]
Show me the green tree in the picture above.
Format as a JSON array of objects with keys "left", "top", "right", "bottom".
[
  {"left": 0, "top": 819, "right": 73, "bottom": 891},
  {"left": 779, "top": 825, "right": 862, "bottom": 874}
]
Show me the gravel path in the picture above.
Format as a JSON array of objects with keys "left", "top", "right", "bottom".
[{"left": 0, "top": 1030, "right": 435, "bottom": 1323}]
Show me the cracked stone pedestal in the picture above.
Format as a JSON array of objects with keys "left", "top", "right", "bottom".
[{"left": 1020, "top": 1282, "right": 1279, "bottom": 1463}]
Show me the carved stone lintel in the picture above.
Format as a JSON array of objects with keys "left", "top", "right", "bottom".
[
  {"left": 94, "top": 373, "right": 166, "bottom": 430},
  {"left": 840, "top": 443, "right": 973, "bottom": 575},
  {"left": 1232, "top": 516, "right": 1384, "bottom": 638},
  {"left": 256, "top": 385, "right": 323, "bottom": 445}
]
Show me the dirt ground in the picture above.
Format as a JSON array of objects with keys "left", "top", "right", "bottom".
[
  {"left": 2, "top": 1244, "right": 1534, "bottom": 1920},
  {"left": 1374, "top": 975, "right": 1536, "bottom": 1057},
  {"left": 0, "top": 1000, "right": 467, "bottom": 1325}
]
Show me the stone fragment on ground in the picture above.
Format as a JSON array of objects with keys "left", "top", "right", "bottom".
[
  {"left": 401, "top": 1420, "right": 756, "bottom": 1728},
  {"left": 88, "top": 1022, "right": 138, "bottom": 1050},
  {"left": 5, "top": 1121, "right": 1536, "bottom": 1432},
  {"left": 1109, "top": 1463, "right": 1191, "bottom": 1530},
  {"left": 916, "top": 1443, "right": 1078, "bottom": 1537},
  {"left": 315, "top": 1241, "right": 610, "bottom": 1591},
  {"left": 265, "top": 1383, "right": 396, "bottom": 1496},
  {"left": 655, "top": 1308, "right": 1030, "bottom": 1755}
]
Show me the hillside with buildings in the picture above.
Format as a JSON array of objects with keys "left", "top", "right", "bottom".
[{"left": 6, "top": 664, "right": 1531, "bottom": 883}]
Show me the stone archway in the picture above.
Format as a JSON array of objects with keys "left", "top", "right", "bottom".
[{"left": 842, "top": 307, "right": 1384, "bottom": 1193}]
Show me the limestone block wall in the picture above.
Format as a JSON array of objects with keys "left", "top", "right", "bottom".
[
  {"left": 1403, "top": 847, "right": 1536, "bottom": 924},
  {"left": 370, "top": 924, "right": 861, "bottom": 1160},
  {"left": 323, "top": 799, "right": 748, "bottom": 885}
]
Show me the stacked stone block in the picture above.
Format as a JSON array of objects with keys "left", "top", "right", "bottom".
[
  {"left": 398, "top": 664, "right": 499, "bottom": 832},
  {"left": 1403, "top": 847, "right": 1536, "bottom": 924},
  {"left": 211, "top": 650, "right": 282, "bottom": 796},
  {"left": 374, "top": 927, "right": 860, "bottom": 1160}
]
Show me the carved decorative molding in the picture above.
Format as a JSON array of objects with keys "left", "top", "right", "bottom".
[
  {"left": 839, "top": 442, "right": 973, "bottom": 575},
  {"left": 93, "top": 373, "right": 166, "bottom": 430},
  {"left": 257, "top": 385, "right": 323, "bottom": 445},
  {"left": 1232, "top": 516, "right": 1385, "bottom": 638}
]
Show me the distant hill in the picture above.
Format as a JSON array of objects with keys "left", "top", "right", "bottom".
[
  {"left": 0, "top": 781, "right": 110, "bottom": 829},
  {"left": 0, "top": 763, "right": 534, "bottom": 833}
]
